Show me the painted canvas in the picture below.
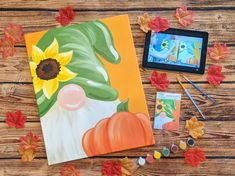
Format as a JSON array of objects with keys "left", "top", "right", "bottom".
[{"left": 25, "top": 15, "right": 154, "bottom": 165}]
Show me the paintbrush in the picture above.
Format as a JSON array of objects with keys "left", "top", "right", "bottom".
[
  {"left": 182, "top": 75, "right": 216, "bottom": 104},
  {"left": 176, "top": 76, "right": 206, "bottom": 119}
]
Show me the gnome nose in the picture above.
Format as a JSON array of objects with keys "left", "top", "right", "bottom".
[{"left": 159, "top": 112, "right": 167, "bottom": 118}]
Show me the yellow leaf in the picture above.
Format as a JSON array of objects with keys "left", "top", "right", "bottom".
[
  {"left": 137, "top": 13, "right": 151, "bottom": 33},
  {"left": 19, "top": 148, "right": 35, "bottom": 162},
  {"left": 120, "top": 157, "right": 136, "bottom": 176},
  {"left": 185, "top": 117, "right": 205, "bottom": 139}
]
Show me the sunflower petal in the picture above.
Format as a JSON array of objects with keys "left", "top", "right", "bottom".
[
  {"left": 57, "top": 66, "right": 76, "bottom": 82},
  {"left": 30, "top": 62, "right": 37, "bottom": 77},
  {"left": 33, "top": 77, "right": 44, "bottom": 93},
  {"left": 32, "top": 45, "right": 45, "bottom": 64},
  {"left": 44, "top": 38, "right": 59, "bottom": 58},
  {"left": 43, "top": 79, "right": 59, "bottom": 99},
  {"left": 55, "top": 50, "right": 73, "bottom": 66}
]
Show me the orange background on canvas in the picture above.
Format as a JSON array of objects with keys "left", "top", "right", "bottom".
[{"left": 25, "top": 14, "right": 149, "bottom": 116}]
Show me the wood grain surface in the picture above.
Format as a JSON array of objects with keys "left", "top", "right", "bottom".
[{"left": 0, "top": 0, "right": 235, "bottom": 175}]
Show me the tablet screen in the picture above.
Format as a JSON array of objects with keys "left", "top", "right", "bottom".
[{"left": 147, "top": 32, "right": 203, "bottom": 68}]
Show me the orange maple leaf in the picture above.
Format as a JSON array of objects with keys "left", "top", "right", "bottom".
[
  {"left": 3, "top": 23, "right": 24, "bottom": 43},
  {"left": 0, "top": 36, "right": 16, "bottom": 59},
  {"left": 19, "top": 131, "right": 40, "bottom": 150},
  {"left": 137, "top": 13, "right": 152, "bottom": 33},
  {"left": 207, "top": 65, "right": 225, "bottom": 86},
  {"left": 185, "top": 117, "right": 205, "bottom": 139},
  {"left": 175, "top": 6, "right": 194, "bottom": 27},
  {"left": 18, "top": 131, "right": 40, "bottom": 162},
  {"left": 148, "top": 16, "right": 169, "bottom": 32},
  {"left": 60, "top": 164, "right": 80, "bottom": 176},
  {"left": 208, "top": 42, "right": 229, "bottom": 61}
]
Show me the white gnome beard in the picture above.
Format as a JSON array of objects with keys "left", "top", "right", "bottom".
[{"left": 40, "top": 98, "right": 120, "bottom": 165}]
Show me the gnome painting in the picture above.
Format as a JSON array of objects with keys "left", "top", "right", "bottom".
[{"left": 25, "top": 15, "right": 154, "bottom": 165}]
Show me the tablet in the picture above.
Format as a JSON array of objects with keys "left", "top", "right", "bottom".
[{"left": 142, "top": 28, "right": 209, "bottom": 74}]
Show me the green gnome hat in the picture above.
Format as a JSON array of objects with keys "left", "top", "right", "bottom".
[{"left": 31, "top": 21, "right": 121, "bottom": 117}]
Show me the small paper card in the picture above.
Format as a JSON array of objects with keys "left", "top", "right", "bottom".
[{"left": 154, "top": 92, "right": 181, "bottom": 131}]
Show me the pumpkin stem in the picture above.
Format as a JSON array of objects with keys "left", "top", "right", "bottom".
[{"left": 117, "top": 99, "right": 129, "bottom": 112}]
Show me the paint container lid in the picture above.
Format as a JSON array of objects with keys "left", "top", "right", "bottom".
[
  {"left": 171, "top": 144, "right": 179, "bottom": 153},
  {"left": 187, "top": 137, "right": 195, "bottom": 147},
  {"left": 162, "top": 147, "right": 170, "bottom": 157},
  {"left": 138, "top": 157, "right": 146, "bottom": 166},
  {"left": 179, "top": 140, "right": 187, "bottom": 150},
  {"left": 153, "top": 151, "right": 161, "bottom": 159},
  {"left": 146, "top": 153, "right": 154, "bottom": 164}
]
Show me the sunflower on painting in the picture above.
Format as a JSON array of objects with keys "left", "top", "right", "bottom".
[{"left": 30, "top": 38, "right": 76, "bottom": 99}]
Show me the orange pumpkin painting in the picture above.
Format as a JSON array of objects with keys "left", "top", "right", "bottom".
[{"left": 82, "top": 112, "right": 154, "bottom": 156}]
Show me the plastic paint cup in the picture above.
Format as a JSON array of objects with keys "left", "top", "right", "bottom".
[
  {"left": 187, "top": 137, "right": 195, "bottom": 147},
  {"left": 162, "top": 147, "right": 170, "bottom": 157},
  {"left": 179, "top": 140, "right": 187, "bottom": 150},
  {"left": 146, "top": 153, "right": 154, "bottom": 164},
  {"left": 138, "top": 157, "right": 146, "bottom": 166},
  {"left": 171, "top": 144, "right": 179, "bottom": 153},
  {"left": 153, "top": 151, "right": 161, "bottom": 159}
]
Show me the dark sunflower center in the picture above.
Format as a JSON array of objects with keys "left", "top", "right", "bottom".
[
  {"left": 157, "top": 105, "right": 163, "bottom": 109},
  {"left": 181, "top": 45, "right": 185, "bottom": 48},
  {"left": 36, "top": 58, "right": 61, "bottom": 80},
  {"left": 162, "top": 43, "right": 166, "bottom": 46}
]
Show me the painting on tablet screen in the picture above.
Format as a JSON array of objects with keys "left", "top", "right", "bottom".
[{"left": 148, "top": 32, "right": 203, "bottom": 68}]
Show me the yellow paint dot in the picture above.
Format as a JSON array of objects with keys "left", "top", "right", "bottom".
[{"left": 154, "top": 151, "right": 161, "bottom": 159}]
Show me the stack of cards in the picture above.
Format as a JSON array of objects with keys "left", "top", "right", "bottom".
[{"left": 154, "top": 92, "right": 181, "bottom": 131}]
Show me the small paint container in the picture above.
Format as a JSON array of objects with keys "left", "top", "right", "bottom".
[
  {"left": 170, "top": 144, "right": 179, "bottom": 153},
  {"left": 179, "top": 140, "right": 187, "bottom": 150},
  {"left": 138, "top": 157, "right": 146, "bottom": 166},
  {"left": 162, "top": 147, "right": 170, "bottom": 157},
  {"left": 146, "top": 153, "right": 154, "bottom": 164},
  {"left": 153, "top": 150, "right": 161, "bottom": 159},
  {"left": 187, "top": 137, "right": 195, "bottom": 147}
]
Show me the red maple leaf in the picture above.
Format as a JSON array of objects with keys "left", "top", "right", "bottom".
[
  {"left": 149, "top": 71, "right": 170, "bottom": 91},
  {"left": 102, "top": 160, "right": 122, "bottom": 176},
  {"left": 207, "top": 65, "right": 225, "bottom": 86},
  {"left": 60, "top": 164, "right": 80, "bottom": 176},
  {"left": 3, "top": 23, "right": 24, "bottom": 43},
  {"left": 0, "top": 36, "right": 16, "bottom": 59},
  {"left": 6, "top": 110, "right": 26, "bottom": 129},
  {"left": 19, "top": 131, "right": 40, "bottom": 150},
  {"left": 175, "top": 6, "right": 194, "bottom": 27},
  {"left": 208, "top": 42, "right": 229, "bottom": 61},
  {"left": 148, "top": 16, "right": 169, "bottom": 32},
  {"left": 184, "top": 147, "right": 206, "bottom": 167},
  {"left": 55, "top": 6, "right": 76, "bottom": 26}
]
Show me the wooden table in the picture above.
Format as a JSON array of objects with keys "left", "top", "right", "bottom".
[{"left": 0, "top": 1, "right": 235, "bottom": 175}]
